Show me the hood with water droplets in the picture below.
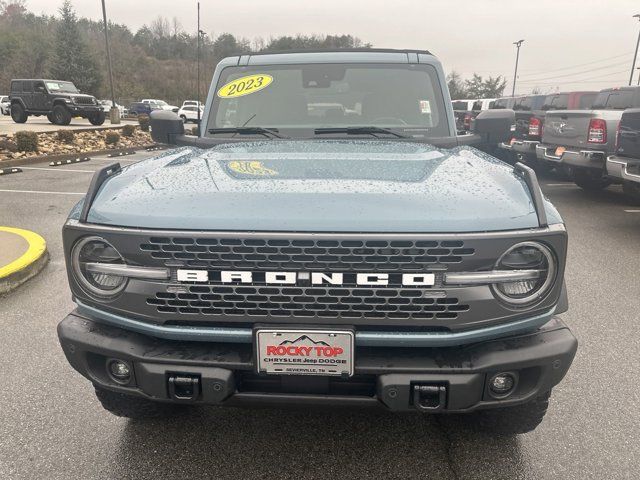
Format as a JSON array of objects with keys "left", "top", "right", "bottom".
[{"left": 80, "top": 140, "right": 561, "bottom": 232}]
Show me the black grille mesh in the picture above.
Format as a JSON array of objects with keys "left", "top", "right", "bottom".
[
  {"left": 140, "top": 237, "right": 475, "bottom": 272},
  {"left": 73, "top": 96, "right": 95, "bottom": 105},
  {"left": 147, "top": 285, "right": 470, "bottom": 320}
]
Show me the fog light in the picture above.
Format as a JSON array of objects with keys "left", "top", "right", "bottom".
[
  {"left": 107, "top": 359, "right": 131, "bottom": 384},
  {"left": 489, "top": 373, "right": 516, "bottom": 396}
]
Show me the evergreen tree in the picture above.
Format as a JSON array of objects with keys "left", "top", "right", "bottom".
[
  {"left": 446, "top": 71, "right": 467, "bottom": 99},
  {"left": 49, "top": 0, "right": 101, "bottom": 94}
]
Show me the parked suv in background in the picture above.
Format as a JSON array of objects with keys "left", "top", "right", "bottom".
[
  {"left": 9, "top": 79, "right": 105, "bottom": 125},
  {"left": 0, "top": 95, "right": 10, "bottom": 115},
  {"left": 452, "top": 99, "right": 475, "bottom": 132},
  {"left": 99, "top": 100, "right": 126, "bottom": 118},
  {"left": 500, "top": 92, "right": 596, "bottom": 166},
  {"left": 128, "top": 102, "right": 153, "bottom": 116},
  {"left": 451, "top": 98, "right": 495, "bottom": 132},
  {"left": 142, "top": 99, "right": 179, "bottom": 112},
  {"left": 177, "top": 105, "right": 203, "bottom": 123},
  {"left": 536, "top": 86, "right": 640, "bottom": 191},
  {"left": 606, "top": 108, "right": 640, "bottom": 204}
]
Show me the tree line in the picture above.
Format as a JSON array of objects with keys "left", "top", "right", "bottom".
[
  {"left": 0, "top": 1, "right": 369, "bottom": 105},
  {"left": 447, "top": 72, "right": 508, "bottom": 100},
  {"left": 1, "top": 0, "right": 505, "bottom": 105}
]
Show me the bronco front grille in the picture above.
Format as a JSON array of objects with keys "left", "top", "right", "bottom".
[
  {"left": 147, "top": 285, "right": 470, "bottom": 320},
  {"left": 139, "top": 237, "right": 475, "bottom": 272}
]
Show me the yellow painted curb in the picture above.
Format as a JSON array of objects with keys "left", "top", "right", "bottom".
[{"left": 0, "top": 227, "right": 47, "bottom": 279}]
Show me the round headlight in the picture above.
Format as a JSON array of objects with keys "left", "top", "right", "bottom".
[
  {"left": 493, "top": 242, "right": 556, "bottom": 307},
  {"left": 71, "top": 236, "right": 127, "bottom": 298}
]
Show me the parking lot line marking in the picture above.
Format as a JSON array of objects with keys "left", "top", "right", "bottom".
[
  {"left": 543, "top": 183, "right": 575, "bottom": 187},
  {"left": 624, "top": 209, "right": 640, "bottom": 213},
  {"left": 20, "top": 167, "right": 94, "bottom": 173},
  {"left": 0, "top": 189, "right": 84, "bottom": 195}
]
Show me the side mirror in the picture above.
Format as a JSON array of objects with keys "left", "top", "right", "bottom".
[
  {"left": 471, "top": 109, "right": 515, "bottom": 145},
  {"left": 150, "top": 110, "right": 185, "bottom": 145}
]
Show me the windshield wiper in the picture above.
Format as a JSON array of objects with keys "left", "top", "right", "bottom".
[
  {"left": 208, "top": 127, "right": 288, "bottom": 139},
  {"left": 314, "top": 126, "right": 409, "bottom": 139}
]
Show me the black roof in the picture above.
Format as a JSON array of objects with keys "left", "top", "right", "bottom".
[{"left": 245, "top": 48, "right": 433, "bottom": 56}]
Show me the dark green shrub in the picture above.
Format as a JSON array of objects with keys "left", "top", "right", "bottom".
[
  {"left": 138, "top": 114, "right": 150, "bottom": 132},
  {"left": 0, "top": 138, "right": 19, "bottom": 152},
  {"left": 122, "top": 124, "right": 136, "bottom": 137},
  {"left": 105, "top": 131, "right": 120, "bottom": 145},
  {"left": 57, "top": 130, "right": 75, "bottom": 144},
  {"left": 15, "top": 131, "right": 39, "bottom": 152}
]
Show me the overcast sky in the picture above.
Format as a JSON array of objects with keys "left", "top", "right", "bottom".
[{"left": 24, "top": 0, "right": 640, "bottom": 94}]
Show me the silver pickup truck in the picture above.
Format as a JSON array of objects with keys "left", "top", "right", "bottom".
[{"left": 536, "top": 86, "right": 640, "bottom": 191}]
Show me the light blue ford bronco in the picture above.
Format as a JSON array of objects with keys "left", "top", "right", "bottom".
[{"left": 58, "top": 49, "right": 577, "bottom": 435}]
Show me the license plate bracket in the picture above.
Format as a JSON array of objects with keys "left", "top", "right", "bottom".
[{"left": 255, "top": 328, "right": 354, "bottom": 377}]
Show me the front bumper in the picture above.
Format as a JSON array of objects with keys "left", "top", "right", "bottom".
[
  {"left": 58, "top": 312, "right": 577, "bottom": 413},
  {"left": 68, "top": 105, "right": 103, "bottom": 116},
  {"left": 536, "top": 144, "right": 606, "bottom": 169},
  {"left": 607, "top": 155, "right": 640, "bottom": 185}
]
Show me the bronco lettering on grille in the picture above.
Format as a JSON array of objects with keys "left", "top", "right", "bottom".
[{"left": 176, "top": 270, "right": 435, "bottom": 287}]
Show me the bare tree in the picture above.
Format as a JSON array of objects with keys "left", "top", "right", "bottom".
[
  {"left": 171, "top": 17, "right": 181, "bottom": 38},
  {"left": 150, "top": 16, "right": 170, "bottom": 39}
]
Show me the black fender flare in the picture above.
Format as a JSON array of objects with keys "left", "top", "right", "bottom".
[
  {"left": 10, "top": 98, "right": 26, "bottom": 109},
  {"left": 51, "top": 98, "right": 70, "bottom": 109}
]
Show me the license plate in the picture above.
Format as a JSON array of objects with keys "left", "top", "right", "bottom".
[
  {"left": 510, "top": 137, "right": 516, "bottom": 145},
  {"left": 256, "top": 329, "right": 354, "bottom": 377},
  {"left": 555, "top": 146, "right": 566, "bottom": 156}
]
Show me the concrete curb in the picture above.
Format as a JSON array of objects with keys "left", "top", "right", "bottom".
[
  {"left": 0, "top": 227, "right": 49, "bottom": 295},
  {"left": 0, "top": 122, "right": 138, "bottom": 139},
  {"left": 0, "top": 143, "right": 159, "bottom": 168}
]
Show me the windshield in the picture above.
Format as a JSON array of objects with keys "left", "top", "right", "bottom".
[
  {"left": 156, "top": 100, "right": 168, "bottom": 106},
  {"left": 207, "top": 63, "right": 450, "bottom": 138},
  {"left": 45, "top": 81, "right": 79, "bottom": 94},
  {"left": 491, "top": 98, "right": 511, "bottom": 109},
  {"left": 542, "top": 94, "right": 568, "bottom": 110},
  {"left": 592, "top": 91, "right": 635, "bottom": 110},
  {"left": 452, "top": 101, "right": 471, "bottom": 111}
]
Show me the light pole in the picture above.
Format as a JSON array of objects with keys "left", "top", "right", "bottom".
[
  {"left": 100, "top": 0, "right": 119, "bottom": 124},
  {"left": 629, "top": 14, "right": 640, "bottom": 86},
  {"left": 637, "top": 66, "right": 640, "bottom": 86},
  {"left": 196, "top": 1, "right": 201, "bottom": 127},
  {"left": 512, "top": 39, "right": 524, "bottom": 97}
]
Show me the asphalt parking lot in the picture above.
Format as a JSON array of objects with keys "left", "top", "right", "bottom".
[
  {"left": 0, "top": 114, "right": 137, "bottom": 134},
  {"left": 0, "top": 151, "right": 639, "bottom": 480}
]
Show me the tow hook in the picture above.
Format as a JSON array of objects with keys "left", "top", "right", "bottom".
[
  {"left": 412, "top": 384, "right": 446, "bottom": 412},
  {"left": 168, "top": 374, "right": 201, "bottom": 402}
]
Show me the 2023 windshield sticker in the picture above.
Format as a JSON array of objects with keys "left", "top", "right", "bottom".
[{"left": 217, "top": 74, "right": 274, "bottom": 98}]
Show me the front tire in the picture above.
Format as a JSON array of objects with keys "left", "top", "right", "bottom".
[
  {"left": 623, "top": 181, "right": 640, "bottom": 205},
  {"left": 10, "top": 103, "right": 27, "bottom": 123},
  {"left": 468, "top": 391, "right": 551, "bottom": 436},
  {"left": 94, "top": 386, "right": 186, "bottom": 419},
  {"left": 573, "top": 168, "right": 611, "bottom": 191},
  {"left": 88, "top": 112, "right": 106, "bottom": 126},
  {"left": 52, "top": 105, "right": 72, "bottom": 126},
  {"left": 180, "top": 115, "right": 188, "bottom": 123}
]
